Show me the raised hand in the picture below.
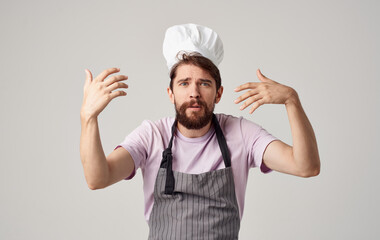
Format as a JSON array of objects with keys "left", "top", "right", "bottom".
[
  {"left": 234, "top": 69, "right": 297, "bottom": 114},
  {"left": 81, "top": 67, "right": 129, "bottom": 120}
]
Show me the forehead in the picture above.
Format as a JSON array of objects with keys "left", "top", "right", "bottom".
[{"left": 174, "top": 64, "right": 215, "bottom": 83}]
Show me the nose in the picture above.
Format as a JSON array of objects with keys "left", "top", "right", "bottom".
[{"left": 189, "top": 82, "right": 200, "bottom": 99}]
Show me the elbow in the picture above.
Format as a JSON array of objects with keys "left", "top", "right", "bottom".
[
  {"left": 299, "top": 163, "right": 320, "bottom": 178},
  {"left": 84, "top": 171, "right": 110, "bottom": 190},
  {"left": 296, "top": 154, "right": 321, "bottom": 178},
  {"left": 86, "top": 179, "right": 108, "bottom": 190},
  {"left": 300, "top": 167, "right": 320, "bottom": 178},
  {"left": 88, "top": 183, "right": 107, "bottom": 190},
  {"left": 88, "top": 184, "right": 101, "bottom": 190}
]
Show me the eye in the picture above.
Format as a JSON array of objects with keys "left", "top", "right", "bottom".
[
  {"left": 200, "top": 82, "right": 211, "bottom": 87},
  {"left": 179, "top": 82, "right": 188, "bottom": 86}
]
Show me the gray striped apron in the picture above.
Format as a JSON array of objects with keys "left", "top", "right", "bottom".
[{"left": 148, "top": 114, "right": 240, "bottom": 239}]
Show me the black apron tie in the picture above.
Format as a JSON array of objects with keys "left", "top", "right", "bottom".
[
  {"left": 161, "top": 120, "right": 177, "bottom": 195},
  {"left": 161, "top": 114, "right": 231, "bottom": 195},
  {"left": 213, "top": 114, "right": 231, "bottom": 167}
]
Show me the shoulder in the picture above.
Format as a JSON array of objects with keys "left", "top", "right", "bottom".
[
  {"left": 140, "top": 116, "right": 174, "bottom": 127},
  {"left": 215, "top": 113, "right": 261, "bottom": 130},
  {"left": 148, "top": 116, "right": 175, "bottom": 131},
  {"left": 215, "top": 113, "right": 240, "bottom": 125},
  {"left": 136, "top": 116, "right": 175, "bottom": 138}
]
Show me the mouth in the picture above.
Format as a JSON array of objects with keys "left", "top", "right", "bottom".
[{"left": 187, "top": 104, "right": 202, "bottom": 111}]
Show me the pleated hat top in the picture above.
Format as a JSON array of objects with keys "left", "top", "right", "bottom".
[{"left": 162, "top": 23, "right": 224, "bottom": 71}]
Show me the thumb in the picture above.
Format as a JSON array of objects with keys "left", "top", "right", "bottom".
[
  {"left": 257, "top": 69, "right": 274, "bottom": 83},
  {"left": 84, "top": 69, "right": 93, "bottom": 84}
]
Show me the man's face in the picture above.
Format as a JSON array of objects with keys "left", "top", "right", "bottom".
[{"left": 167, "top": 64, "right": 223, "bottom": 129}]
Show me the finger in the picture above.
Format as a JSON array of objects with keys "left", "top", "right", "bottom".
[
  {"left": 256, "top": 69, "right": 268, "bottom": 82},
  {"left": 95, "top": 67, "right": 120, "bottom": 82},
  {"left": 234, "top": 82, "right": 259, "bottom": 92},
  {"left": 257, "top": 69, "right": 276, "bottom": 83},
  {"left": 234, "top": 89, "right": 259, "bottom": 104},
  {"left": 104, "top": 74, "right": 129, "bottom": 87},
  {"left": 257, "top": 69, "right": 266, "bottom": 78},
  {"left": 249, "top": 99, "right": 264, "bottom": 114},
  {"left": 106, "top": 82, "right": 129, "bottom": 92},
  {"left": 109, "top": 90, "right": 127, "bottom": 99},
  {"left": 85, "top": 69, "right": 93, "bottom": 84},
  {"left": 239, "top": 95, "right": 262, "bottom": 111}
]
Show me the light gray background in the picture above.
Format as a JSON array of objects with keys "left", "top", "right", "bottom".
[{"left": 1, "top": 0, "right": 379, "bottom": 239}]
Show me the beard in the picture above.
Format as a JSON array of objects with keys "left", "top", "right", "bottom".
[{"left": 175, "top": 99, "right": 215, "bottom": 130}]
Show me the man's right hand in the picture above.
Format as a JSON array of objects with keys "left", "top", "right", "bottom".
[{"left": 80, "top": 67, "right": 129, "bottom": 120}]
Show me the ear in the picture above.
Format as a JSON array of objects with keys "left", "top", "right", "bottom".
[
  {"left": 215, "top": 86, "right": 224, "bottom": 104},
  {"left": 167, "top": 87, "right": 175, "bottom": 104}
]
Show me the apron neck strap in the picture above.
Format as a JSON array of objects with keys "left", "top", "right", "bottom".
[
  {"left": 162, "top": 114, "right": 231, "bottom": 195},
  {"left": 212, "top": 114, "right": 231, "bottom": 168}
]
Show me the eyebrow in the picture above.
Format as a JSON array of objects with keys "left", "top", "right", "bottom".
[
  {"left": 177, "top": 78, "right": 213, "bottom": 84},
  {"left": 177, "top": 78, "right": 190, "bottom": 83},
  {"left": 200, "top": 79, "right": 213, "bottom": 84}
]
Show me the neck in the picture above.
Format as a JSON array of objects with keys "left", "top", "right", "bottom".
[{"left": 177, "top": 120, "right": 213, "bottom": 138}]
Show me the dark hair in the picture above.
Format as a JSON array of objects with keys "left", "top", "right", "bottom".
[{"left": 169, "top": 51, "right": 221, "bottom": 92}]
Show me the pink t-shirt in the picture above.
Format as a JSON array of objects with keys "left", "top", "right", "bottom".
[{"left": 115, "top": 113, "right": 277, "bottom": 222}]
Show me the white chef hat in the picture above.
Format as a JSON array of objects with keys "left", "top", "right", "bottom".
[{"left": 162, "top": 23, "right": 224, "bottom": 71}]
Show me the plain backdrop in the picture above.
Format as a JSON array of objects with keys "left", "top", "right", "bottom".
[{"left": 1, "top": 0, "right": 379, "bottom": 239}]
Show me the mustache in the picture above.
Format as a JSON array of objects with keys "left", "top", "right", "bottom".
[{"left": 181, "top": 99, "right": 207, "bottom": 109}]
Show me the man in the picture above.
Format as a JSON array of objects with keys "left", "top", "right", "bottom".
[{"left": 80, "top": 24, "right": 320, "bottom": 239}]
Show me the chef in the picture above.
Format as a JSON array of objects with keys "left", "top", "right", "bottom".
[{"left": 80, "top": 23, "right": 320, "bottom": 239}]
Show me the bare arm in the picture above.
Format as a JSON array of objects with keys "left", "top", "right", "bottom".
[
  {"left": 263, "top": 95, "right": 320, "bottom": 177},
  {"left": 80, "top": 117, "right": 108, "bottom": 189},
  {"left": 80, "top": 67, "right": 134, "bottom": 190},
  {"left": 80, "top": 117, "right": 135, "bottom": 189},
  {"left": 234, "top": 69, "right": 320, "bottom": 177}
]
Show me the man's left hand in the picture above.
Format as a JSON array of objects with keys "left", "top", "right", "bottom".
[{"left": 234, "top": 69, "right": 298, "bottom": 114}]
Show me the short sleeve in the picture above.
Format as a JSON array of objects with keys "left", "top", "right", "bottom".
[
  {"left": 240, "top": 117, "right": 278, "bottom": 173},
  {"left": 114, "top": 145, "right": 136, "bottom": 180},
  {"left": 114, "top": 120, "right": 153, "bottom": 180}
]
